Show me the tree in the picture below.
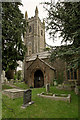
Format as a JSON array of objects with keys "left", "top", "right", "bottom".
[
  {"left": 2, "top": 2, "right": 27, "bottom": 74},
  {"left": 44, "top": 1, "right": 80, "bottom": 69}
]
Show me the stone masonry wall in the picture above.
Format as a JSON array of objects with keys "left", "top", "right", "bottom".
[{"left": 25, "top": 58, "right": 55, "bottom": 87}]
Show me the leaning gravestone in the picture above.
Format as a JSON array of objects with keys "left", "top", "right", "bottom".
[
  {"left": 21, "top": 89, "right": 34, "bottom": 108},
  {"left": 46, "top": 84, "right": 50, "bottom": 92}
]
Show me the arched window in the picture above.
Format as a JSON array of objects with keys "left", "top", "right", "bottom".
[
  {"left": 74, "top": 70, "right": 77, "bottom": 79},
  {"left": 71, "top": 68, "right": 73, "bottom": 79},
  {"left": 67, "top": 69, "right": 77, "bottom": 80},
  {"left": 41, "top": 30, "right": 43, "bottom": 36},
  {"left": 29, "top": 26, "right": 32, "bottom": 33}
]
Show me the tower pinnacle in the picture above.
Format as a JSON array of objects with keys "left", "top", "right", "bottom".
[
  {"left": 35, "top": 6, "right": 38, "bottom": 17},
  {"left": 43, "top": 19, "right": 45, "bottom": 25},
  {"left": 25, "top": 11, "right": 28, "bottom": 20}
]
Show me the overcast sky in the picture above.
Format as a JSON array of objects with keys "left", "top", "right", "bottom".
[{"left": 19, "top": 0, "right": 62, "bottom": 46}]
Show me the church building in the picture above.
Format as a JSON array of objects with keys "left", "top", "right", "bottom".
[
  {"left": 24, "top": 7, "right": 80, "bottom": 88},
  {"left": 24, "top": 7, "right": 56, "bottom": 88}
]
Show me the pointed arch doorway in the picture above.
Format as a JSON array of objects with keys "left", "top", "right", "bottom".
[{"left": 34, "top": 70, "right": 44, "bottom": 88}]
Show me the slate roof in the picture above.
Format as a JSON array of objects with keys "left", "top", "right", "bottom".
[
  {"left": 26, "top": 51, "right": 51, "bottom": 62},
  {"left": 26, "top": 54, "right": 55, "bottom": 71},
  {"left": 39, "top": 58, "right": 55, "bottom": 70}
]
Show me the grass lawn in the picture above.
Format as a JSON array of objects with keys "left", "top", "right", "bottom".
[
  {"left": 13, "top": 82, "right": 29, "bottom": 89},
  {"left": 2, "top": 82, "right": 29, "bottom": 90},
  {"left": 2, "top": 86, "right": 79, "bottom": 118},
  {"left": 2, "top": 84, "right": 13, "bottom": 90}
]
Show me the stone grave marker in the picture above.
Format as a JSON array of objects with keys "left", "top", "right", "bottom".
[
  {"left": 46, "top": 84, "right": 50, "bottom": 92},
  {"left": 1, "top": 70, "right": 7, "bottom": 83},
  {"left": 75, "top": 85, "right": 79, "bottom": 95},
  {"left": 23, "top": 89, "right": 31, "bottom": 104},
  {"left": 54, "top": 81, "right": 57, "bottom": 86},
  {"left": 22, "top": 89, "right": 34, "bottom": 108}
]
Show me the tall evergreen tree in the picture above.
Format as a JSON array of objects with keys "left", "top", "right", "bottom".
[
  {"left": 44, "top": 1, "right": 80, "bottom": 69},
  {"left": 2, "top": 2, "right": 27, "bottom": 74}
]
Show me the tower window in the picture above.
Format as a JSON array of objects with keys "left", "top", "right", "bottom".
[
  {"left": 29, "top": 26, "right": 32, "bottom": 33},
  {"left": 41, "top": 30, "right": 43, "bottom": 36},
  {"left": 29, "top": 50, "right": 32, "bottom": 55},
  {"left": 74, "top": 70, "right": 77, "bottom": 79},
  {"left": 71, "top": 68, "right": 73, "bottom": 79}
]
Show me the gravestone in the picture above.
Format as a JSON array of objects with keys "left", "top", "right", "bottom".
[
  {"left": 46, "top": 84, "right": 50, "bottom": 92},
  {"left": 74, "top": 81, "right": 79, "bottom": 95},
  {"left": 1, "top": 70, "right": 7, "bottom": 83},
  {"left": 54, "top": 81, "right": 57, "bottom": 86},
  {"left": 22, "top": 89, "right": 34, "bottom": 108},
  {"left": 23, "top": 89, "right": 32, "bottom": 104},
  {"left": 75, "top": 86, "right": 79, "bottom": 95}
]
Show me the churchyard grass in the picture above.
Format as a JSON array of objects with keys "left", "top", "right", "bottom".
[
  {"left": 2, "top": 82, "right": 29, "bottom": 90},
  {"left": 2, "top": 84, "right": 13, "bottom": 90},
  {"left": 2, "top": 86, "right": 79, "bottom": 118},
  {"left": 13, "top": 82, "right": 29, "bottom": 89}
]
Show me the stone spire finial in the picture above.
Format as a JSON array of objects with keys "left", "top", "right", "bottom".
[
  {"left": 43, "top": 19, "right": 45, "bottom": 25},
  {"left": 37, "top": 54, "right": 38, "bottom": 58},
  {"left": 35, "top": 6, "right": 38, "bottom": 17},
  {"left": 25, "top": 11, "right": 28, "bottom": 20}
]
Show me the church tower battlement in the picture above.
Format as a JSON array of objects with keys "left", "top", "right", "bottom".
[{"left": 24, "top": 7, "right": 46, "bottom": 56}]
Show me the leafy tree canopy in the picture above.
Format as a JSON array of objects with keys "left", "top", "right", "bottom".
[
  {"left": 2, "top": 2, "right": 27, "bottom": 72},
  {"left": 44, "top": 1, "right": 80, "bottom": 69}
]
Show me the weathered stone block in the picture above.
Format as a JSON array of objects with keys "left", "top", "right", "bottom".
[{"left": 3, "top": 89, "right": 25, "bottom": 99}]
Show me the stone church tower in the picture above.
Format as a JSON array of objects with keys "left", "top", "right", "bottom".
[
  {"left": 24, "top": 7, "right": 46, "bottom": 56},
  {"left": 24, "top": 7, "right": 55, "bottom": 88}
]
